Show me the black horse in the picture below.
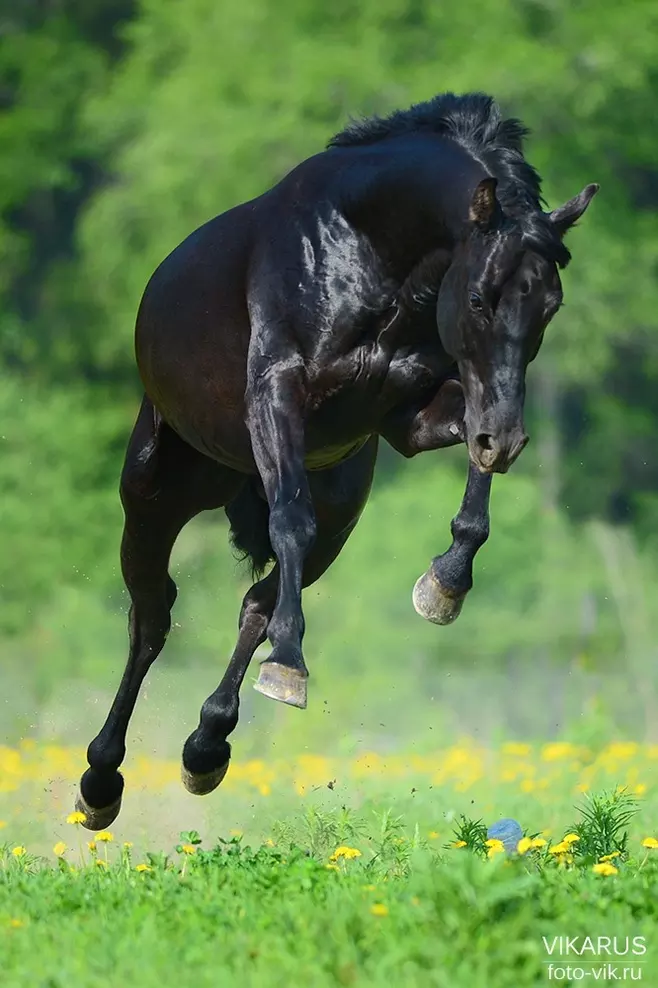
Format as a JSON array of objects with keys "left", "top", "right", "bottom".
[{"left": 75, "top": 92, "right": 597, "bottom": 829}]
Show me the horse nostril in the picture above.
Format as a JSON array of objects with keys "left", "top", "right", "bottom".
[{"left": 475, "top": 433, "right": 495, "bottom": 453}]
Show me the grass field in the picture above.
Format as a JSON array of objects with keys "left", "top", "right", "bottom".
[{"left": 2, "top": 740, "right": 658, "bottom": 986}]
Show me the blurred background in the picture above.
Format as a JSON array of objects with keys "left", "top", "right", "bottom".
[{"left": 1, "top": 0, "right": 657, "bottom": 766}]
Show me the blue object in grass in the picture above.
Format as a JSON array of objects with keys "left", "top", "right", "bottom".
[{"left": 487, "top": 818, "right": 523, "bottom": 852}]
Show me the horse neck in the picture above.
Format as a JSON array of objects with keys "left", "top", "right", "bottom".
[{"left": 341, "top": 134, "right": 488, "bottom": 279}]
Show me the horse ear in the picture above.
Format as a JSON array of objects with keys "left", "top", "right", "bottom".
[
  {"left": 468, "top": 177, "right": 498, "bottom": 229},
  {"left": 548, "top": 183, "right": 599, "bottom": 237}
]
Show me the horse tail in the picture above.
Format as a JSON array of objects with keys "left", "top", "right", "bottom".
[{"left": 225, "top": 477, "right": 274, "bottom": 581}]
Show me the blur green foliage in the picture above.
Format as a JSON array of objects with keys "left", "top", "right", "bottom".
[{"left": 0, "top": 0, "right": 657, "bottom": 726}]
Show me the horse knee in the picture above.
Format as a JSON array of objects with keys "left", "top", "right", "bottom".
[{"left": 269, "top": 497, "right": 316, "bottom": 557}]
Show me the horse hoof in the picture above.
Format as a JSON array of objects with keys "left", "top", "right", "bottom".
[
  {"left": 253, "top": 661, "right": 307, "bottom": 709},
  {"left": 412, "top": 569, "right": 465, "bottom": 626},
  {"left": 74, "top": 791, "right": 123, "bottom": 832},
  {"left": 181, "top": 759, "right": 230, "bottom": 796}
]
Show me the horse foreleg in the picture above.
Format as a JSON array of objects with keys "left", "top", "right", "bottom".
[
  {"left": 181, "top": 438, "right": 379, "bottom": 793},
  {"left": 380, "top": 379, "right": 491, "bottom": 625},
  {"left": 412, "top": 461, "right": 491, "bottom": 625},
  {"left": 244, "top": 363, "right": 315, "bottom": 709}
]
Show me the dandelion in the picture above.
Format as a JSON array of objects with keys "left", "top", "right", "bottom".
[
  {"left": 600, "top": 852, "right": 621, "bottom": 862},
  {"left": 11, "top": 846, "right": 26, "bottom": 858},
  {"left": 0, "top": 821, "right": 6, "bottom": 829},
  {"left": 370, "top": 903, "right": 389, "bottom": 917},
  {"left": 634, "top": 784, "right": 647, "bottom": 796},
  {"left": 641, "top": 837, "right": 658, "bottom": 849},
  {"left": 531, "top": 838, "right": 547, "bottom": 848},
  {"left": 593, "top": 862, "right": 618, "bottom": 877},
  {"left": 428, "top": 831, "right": 440, "bottom": 840},
  {"left": 485, "top": 838, "right": 505, "bottom": 859},
  {"left": 66, "top": 811, "right": 87, "bottom": 826},
  {"left": 517, "top": 837, "right": 533, "bottom": 855},
  {"left": 549, "top": 842, "right": 569, "bottom": 855},
  {"left": 96, "top": 832, "right": 114, "bottom": 843},
  {"left": 325, "top": 863, "right": 340, "bottom": 872},
  {"left": 329, "top": 846, "right": 362, "bottom": 862},
  {"left": 123, "top": 842, "right": 133, "bottom": 850},
  {"left": 87, "top": 841, "right": 97, "bottom": 853},
  {"left": 94, "top": 859, "right": 108, "bottom": 869},
  {"left": 53, "top": 842, "right": 67, "bottom": 857},
  {"left": 452, "top": 840, "right": 467, "bottom": 849},
  {"left": 562, "top": 834, "right": 580, "bottom": 846},
  {"left": 9, "top": 919, "right": 24, "bottom": 928},
  {"left": 180, "top": 844, "right": 197, "bottom": 856},
  {"left": 135, "top": 864, "right": 151, "bottom": 873}
]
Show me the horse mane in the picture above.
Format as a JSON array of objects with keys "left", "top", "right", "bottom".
[{"left": 329, "top": 92, "right": 571, "bottom": 268}]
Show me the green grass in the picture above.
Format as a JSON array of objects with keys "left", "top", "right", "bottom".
[{"left": 2, "top": 794, "right": 658, "bottom": 988}]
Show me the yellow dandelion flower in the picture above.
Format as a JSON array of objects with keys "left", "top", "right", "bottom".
[
  {"left": 641, "top": 837, "right": 658, "bottom": 849},
  {"left": 370, "top": 903, "right": 389, "bottom": 917},
  {"left": 485, "top": 838, "right": 505, "bottom": 859},
  {"left": 562, "top": 833, "right": 580, "bottom": 845},
  {"left": 593, "top": 862, "right": 618, "bottom": 877},
  {"left": 428, "top": 831, "right": 440, "bottom": 840},
  {"left": 325, "top": 863, "right": 340, "bottom": 871},
  {"left": 123, "top": 842, "right": 133, "bottom": 849},
  {"left": 264, "top": 839, "right": 275, "bottom": 847},
  {"left": 517, "top": 837, "right": 533, "bottom": 855},
  {"left": 549, "top": 842, "right": 569, "bottom": 855},
  {"left": 0, "top": 821, "right": 6, "bottom": 829},
  {"left": 11, "top": 846, "right": 26, "bottom": 858},
  {"left": 135, "top": 863, "right": 151, "bottom": 873},
  {"left": 95, "top": 831, "right": 113, "bottom": 843},
  {"left": 180, "top": 844, "right": 197, "bottom": 855},
  {"left": 66, "top": 811, "right": 87, "bottom": 825},
  {"left": 531, "top": 838, "right": 547, "bottom": 848},
  {"left": 600, "top": 851, "right": 621, "bottom": 862},
  {"left": 329, "top": 846, "right": 362, "bottom": 862},
  {"left": 452, "top": 840, "right": 467, "bottom": 849},
  {"left": 9, "top": 919, "right": 24, "bottom": 929},
  {"left": 53, "top": 842, "right": 67, "bottom": 857},
  {"left": 94, "top": 859, "right": 108, "bottom": 868},
  {"left": 634, "top": 784, "right": 647, "bottom": 796},
  {"left": 258, "top": 784, "right": 271, "bottom": 796},
  {"left": 87, "top": 840, "right": 97, "bottom": 852}
]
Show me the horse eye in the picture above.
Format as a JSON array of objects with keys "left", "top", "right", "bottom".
[{"left": 468, "top": 291, "right": 483, "bottom": 311}]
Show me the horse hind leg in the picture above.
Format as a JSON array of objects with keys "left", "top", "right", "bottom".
[
  {"left": 181, "top": 437, "right": 378, "bottom": 796},
  {"left": 76, "top": 397, "right": 242, "bottom": 830}
]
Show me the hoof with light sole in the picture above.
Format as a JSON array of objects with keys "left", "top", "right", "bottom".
[
  {"left": 412, "top": 569, "right": 465, "bottom": 626},
  {"left": 74, "top": 791, "right": 122, "bottom": 832},
  {"left": 253, "top": 661, "right": 308, "bottom": 709},
  {"left": 181, "top": 759, "right": 230, "bottom": 796}
]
